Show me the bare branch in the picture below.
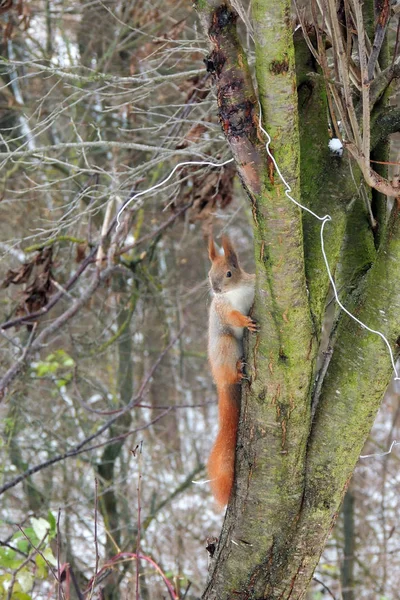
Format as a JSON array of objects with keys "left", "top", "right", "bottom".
[
  {"left": 371, "top": 107, "right": 400, "bottom": 150},
  {"left": 0, "top": 266, "right": 107, "bottom": 399},
  {"left": 353, "top": 1, "right": 370, "bottom": 162},
  {"left": 326, "top": 0, "right": 362, "bottom": 147},
  {"left": 1, "top": 58, "right": 205, "bottom": 85},
  {"left": 0, "top": 140, "right": 211, "bottom": 162},
  {"left": 0, "top": 326, "right": 184, "bottom": 495},
  {"left": 369, "top": 56, "right": 400, "bottom": 108},
  {"left": 367, "top": 0, "right": 391, "bottom": 81}
]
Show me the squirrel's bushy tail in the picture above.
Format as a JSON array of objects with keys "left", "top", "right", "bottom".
[{"left": 207, "top": 383, "right": 240, "bottom": 507}]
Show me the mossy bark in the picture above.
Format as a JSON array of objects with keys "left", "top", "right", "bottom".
[
  {"left": 194, "top": 1, "right": 399, "bottom": 598},
  {"left": 286, "top": 202, "right": 400, "bottom": 596}
]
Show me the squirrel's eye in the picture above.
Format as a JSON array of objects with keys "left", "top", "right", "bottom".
[{"left": 226, "top": 271, "right": 232, "bottom": 278}]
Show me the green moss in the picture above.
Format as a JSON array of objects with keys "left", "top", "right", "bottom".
[
  {"left": 193, "top": 0, "right": 209, "bottom": 10},
  {"left": 24, "top": 235, "right": 86, "bottom": 252}
]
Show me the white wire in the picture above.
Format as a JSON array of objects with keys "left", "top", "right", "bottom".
[
  {"left": 257, "top": 100, "right": 399, "bottom": 380},
  {"left": 115, "top": 158, "right": 234, "bottom": 230},
  {"left": 114, "top": 106, "right": 398, "bottom": 379},
  {"left": 192, "top": 478, "right": 212, "bottom": 485},
  {"left": 360, "top": 440, "right": 399, "bottom": 459}
]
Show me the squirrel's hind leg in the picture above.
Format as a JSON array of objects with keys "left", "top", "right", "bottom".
[{"left": 236, "top": 357, "right": 250, "bottom": 382}]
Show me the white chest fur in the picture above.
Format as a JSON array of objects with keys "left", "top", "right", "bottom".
[
  {"left": 223, "top": 284, "right": 254, "bottom": 316},
  {"left": 208, "top": 281, "right": 255, "bottom": 357}
]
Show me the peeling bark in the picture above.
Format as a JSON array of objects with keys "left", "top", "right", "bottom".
[{"left": 196, "top": 0, "right": 266, "bottom": 200}]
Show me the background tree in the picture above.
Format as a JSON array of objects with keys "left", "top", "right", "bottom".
[{"left": 0, "top": 1, "right": 399, "bottom": 599}]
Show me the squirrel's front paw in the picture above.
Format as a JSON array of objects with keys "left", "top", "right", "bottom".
[{"left": 245, "top": 317, "right": 259, "bottom": 333}]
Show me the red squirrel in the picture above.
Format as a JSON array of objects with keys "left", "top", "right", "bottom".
[{"left": 207, "top": 235, "right": 257, "bottom": 506}]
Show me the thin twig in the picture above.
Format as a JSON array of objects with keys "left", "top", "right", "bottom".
[
  {"left": 311, "top": 345, "right": 334, "bottom": 420},
  {"left": 6, "top": 545, "right": 38, "bottom": 600},
  {"left": 293, "top": 1, "right": 319, "bottom": 61},
  {"left": 69, "top": 566, "right": 84, "bottom": 600},
  {"left": 392, "top": 18, "right": 400, "bottom": 69},
  {"left": 2, "top": 58, "right": 204, "bottom": 85},
  {"left": 88, "top": 479, "right": 99, "bottom": 600},
  {"left": 312, "top": 576, "right": 337, "bottom": 600},
  {"left": 0, "top": 410, "right": 172, "bottom": 497},
  {"left": 0, "top": 267, "right": 105, "bottom": 399},
  {"left": 0, "top": 246, "right": 98, "bottom": 331},
  {"left": 85, "top": 552, "right": 178, "bottom": 600},
  {"left": 0, "top": 139, "right": 208, "bottom": 161},
  {"left": 346, "top": 142, "right": 400, "bottom": 196},
  {"left": 182, "top": 580, "right": 192, "bottom": 599},
  {"left": 119, "top": 201, "right": 193, "bottom": 256},
  {"left": 57, "top": 509, "right": 62, "bottom": 600},
  {"left": 353, "top": 0, "right": 371, "bottom": 165},
  {"left": 311, "top": 1, "right": 347, "bottom": 140},
  {"left": 367, "top": 0, "right": 391, "bottom": 80},
  {"left": 135, "top": 442, "right": 143, "bottom": 600},
  {"left": 0, "top": 326, "right": 183, "bottom": 495},
  {"left": 0, "top": 540, "right": 30, "bottom": 559},
  {"left": 1, "top": 200, "right": 193, "bottom": 332},
  {"left": 17, "top": 528, "right": 56, "bottom": 578},
  {"left": 327, "top": 0, "right": 362, "bottom": 147}
]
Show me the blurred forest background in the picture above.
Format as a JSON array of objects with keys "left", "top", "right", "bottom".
[{"left": 0, "top": 1, "right": 399, "bottom": 599}]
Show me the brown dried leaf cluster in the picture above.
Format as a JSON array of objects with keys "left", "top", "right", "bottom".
[
  {"left": 0, "top": 0, "right": 30, "bottom": 41},
  {"left": 174, "top": 163, "right": 236, "bottom": 232},
  {"left": 2, "top": 247, "right": 55, "bottom": 322}
]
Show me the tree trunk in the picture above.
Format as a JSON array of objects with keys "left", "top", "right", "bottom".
[
  {"left": 96, "top": 273, "right": 136, "bottom": 600},
  {"left": 341, "top": 489, "right": 355, "bottom": 600}
]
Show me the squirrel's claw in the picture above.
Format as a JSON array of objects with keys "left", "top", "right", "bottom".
[{"left": 246, "top": 318, "right": 259, "bottom": 333}]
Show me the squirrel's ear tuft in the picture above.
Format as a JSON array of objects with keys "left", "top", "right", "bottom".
[
  {"left": 208, "top": 237, "right": 217, "bottom": 262},
  {"left": 221, "top": 235, "right": 239, "bottom": 268}
]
